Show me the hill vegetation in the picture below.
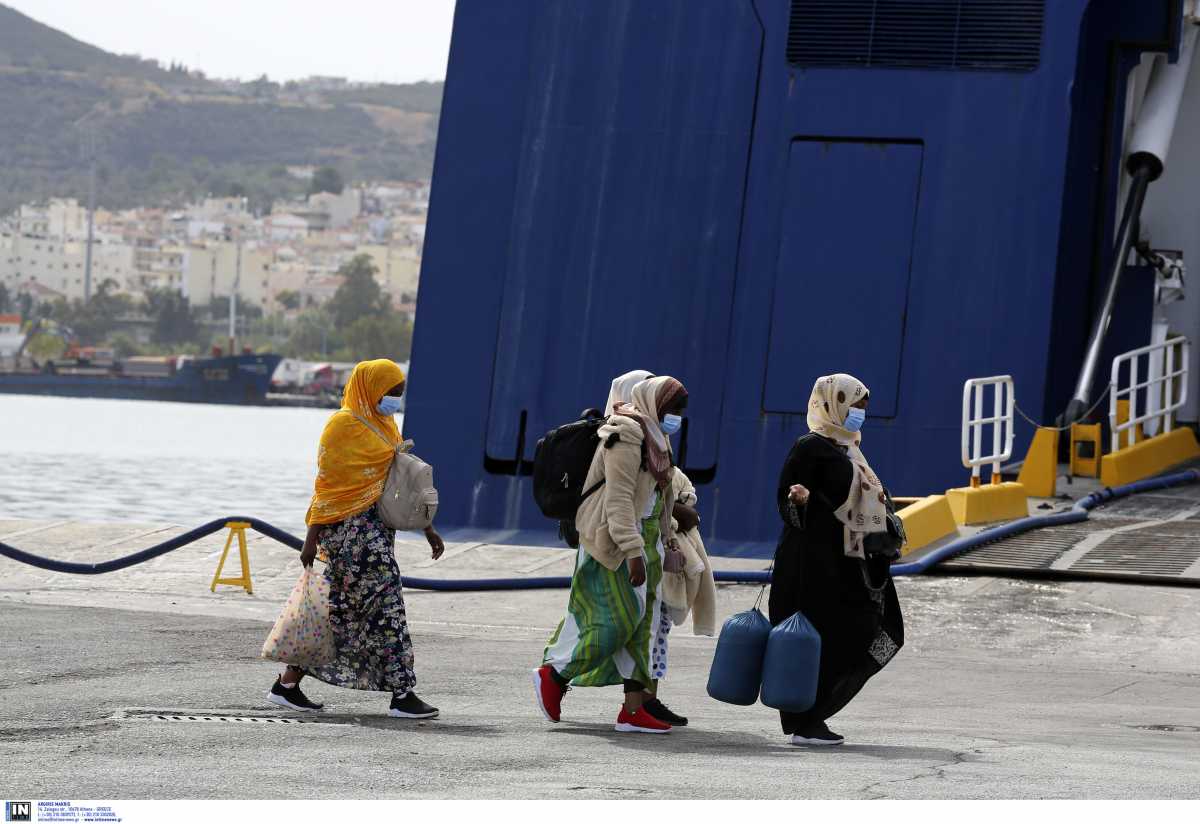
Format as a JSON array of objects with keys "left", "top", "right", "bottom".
[{"left": 0, "top": 3, "right": 441, "bottom": 214}]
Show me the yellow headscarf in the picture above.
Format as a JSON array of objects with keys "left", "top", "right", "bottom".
[{"left": 305, "top": 359, "right": 407, "bottom": 526}]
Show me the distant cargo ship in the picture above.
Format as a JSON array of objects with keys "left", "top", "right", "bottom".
[{"left": 0, "top": 352, "right": 282, "bottom": 405}]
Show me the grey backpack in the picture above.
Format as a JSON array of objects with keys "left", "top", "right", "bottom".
[{"left": 351, "top": 412, "right": 439, "bottom": 531}]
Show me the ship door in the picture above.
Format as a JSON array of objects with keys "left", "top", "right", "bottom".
[
  {"left": 479, "top": 0, "right": 763, "bottom": 481},
  {"left": 763, "top": 140, "right": 924, "bottom": 418}
]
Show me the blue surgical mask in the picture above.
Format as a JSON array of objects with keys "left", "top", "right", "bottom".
[
  {"left": 377, "top": 395, "right": 404, "bottom": 415},
  {"left": 661, "top": 414, "right": 682, "bottom": 435},
  {"left": 844, "top": 407, "right": 866, "bottom": 432}
]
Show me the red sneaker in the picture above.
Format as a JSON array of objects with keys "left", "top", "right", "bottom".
[
  {"left": 615, "top": 705, "right": 672, "bottom": 734},
  {"left": 532, "top": 666, "right": 565, "bottom": 722}
]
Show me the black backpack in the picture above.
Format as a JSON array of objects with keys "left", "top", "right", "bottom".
[{"left": 532, "top": 415, "right": 611, "bottom": 520}]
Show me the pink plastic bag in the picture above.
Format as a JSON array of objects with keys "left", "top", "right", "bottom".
[{"left": 261, "top": 567, "right": 335, "bottom": 670}]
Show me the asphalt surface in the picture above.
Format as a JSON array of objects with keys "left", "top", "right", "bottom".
[{"left": 2, "top": 520, "right": 1200, "bottom": 799}]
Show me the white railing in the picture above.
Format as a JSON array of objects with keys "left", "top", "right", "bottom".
[
  {"left": 1109, "top": 336, "right": 1190, "bottom": 453},
  {"left": 962, "top": 375, "right": 1016, "bottom": 484}
]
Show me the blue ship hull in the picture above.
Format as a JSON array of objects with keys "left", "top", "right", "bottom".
[
  {"left": 0, "top": 354, "right": 282, "bottom": 405},
  {"left": 409, "top": 0, "right": 1183, "bottom": 553}
]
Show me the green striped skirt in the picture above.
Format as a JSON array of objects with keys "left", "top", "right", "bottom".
[{"left": 542, "top": 497, "right": 663, "bottom": 689}]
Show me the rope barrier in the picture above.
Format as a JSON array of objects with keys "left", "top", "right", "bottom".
[{"left": 3, "top": 468, "right": 1197, "bottom": 589}]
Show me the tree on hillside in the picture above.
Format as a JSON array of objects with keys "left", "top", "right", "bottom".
[
  {"left": 48, "top": 278, "right": 133, "bottom": 345},
  {"left": 327, "top": 255, "right": 390, "bottom": 328},
  {"left": 145, "top": 288, "right": 199, "bottom": 345},
  {"left": 341, "top": 313, "right": 413, "bottom": 363},
  {"left": 16, "top": 291, "right": 34, "bottom": 321},
  {"left": 276, "top": 290, "right": 301, "bottom": 311},
  {"left": 287, "top": 308, "right": 334, "bottom": 359},
  {"left": 309, "top": 166, "right": 345, "bottom": 196}
]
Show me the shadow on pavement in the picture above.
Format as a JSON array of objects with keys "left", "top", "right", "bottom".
[{"left": 548, "top": 723, "right": 967, "bottom": 762}]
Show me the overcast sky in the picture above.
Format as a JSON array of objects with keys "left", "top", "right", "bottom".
[{"left": 7, "top": 0, "right": 457, "bottom": 83}]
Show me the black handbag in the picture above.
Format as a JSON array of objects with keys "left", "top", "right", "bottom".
[{"left": 863, "top": 489, "right": 905, "bottom": 561}]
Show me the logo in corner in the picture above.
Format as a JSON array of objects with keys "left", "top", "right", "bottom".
[{"left": 5, "top": 802, "right": 31, "bottom": 823}]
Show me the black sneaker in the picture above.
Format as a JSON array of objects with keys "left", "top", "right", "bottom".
[
  {"left": 643, "top": 697, "right": 688, "bottom": 727},
  {"left": 266, "top": 676, "right": 325, "bottom": 712},
  {"left": 389, "top": 691, "right": 439, "bottom": 719},
  {"left": 790, "top": 721, "right": 844, "bottom": 746}
]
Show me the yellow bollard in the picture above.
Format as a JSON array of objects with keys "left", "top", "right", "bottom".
[
  {"left": 211, "top": 521, "right": 254, "bottom": 595},
  {"left": 1069, "top": 423, "right": 1103, "bottom": 478},
  {"left": 1017, "top": 427, "right": 1060, "bottom": 498}
]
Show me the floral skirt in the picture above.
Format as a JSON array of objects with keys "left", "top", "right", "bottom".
[{"left": 306, "top": 504, "right": 416, "bottom": 694}]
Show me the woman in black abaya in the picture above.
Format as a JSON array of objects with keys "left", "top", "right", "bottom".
[{"left": 767, "top": 373, "right": 904, "bottom": 746}]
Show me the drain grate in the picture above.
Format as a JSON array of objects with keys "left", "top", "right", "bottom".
[
  {"left": 152, "top": 714, "right": 307, "bottom": 724},
  {"left": 1128, "top": 724, "right": 1200, "bottom": 733},
  {"left": 115, "top": 708, "right": 342, "bottom": 726}
]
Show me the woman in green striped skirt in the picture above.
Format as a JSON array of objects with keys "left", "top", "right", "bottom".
[{"left": 532, "top": 376, "right": 688, "bottom": 734}]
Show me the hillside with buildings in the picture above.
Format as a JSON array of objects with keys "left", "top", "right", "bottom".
[
  {"left": 0, "top": 5, "right": 439, "bottom": 367},
  {"left": 0, "top": 3, "right": 441, "bottom": 215}
]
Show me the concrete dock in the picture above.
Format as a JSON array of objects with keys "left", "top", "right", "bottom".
[{"left": 1, "top": 518, "right": 1199, "bottom": 799}]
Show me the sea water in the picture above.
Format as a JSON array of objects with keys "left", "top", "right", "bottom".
[{"left": 0, "top": 395, "right": 380, "bottom": 533}]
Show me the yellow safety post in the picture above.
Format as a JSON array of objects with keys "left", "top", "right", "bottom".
[
  {"left": 895, "top": 495, "right": 959, "bottom": 554},
  {"left": 1017, "top": 427, "right": 1060, "bottom": 498},
  {"left": 211, "top": 521, "right": 253, "bottom": 595},
  {"left": 1114, "top": 399, "right": 1145, "bottom": 450},
  {"left": 1069, "top": 423, "right": 1103, "bottom": 478}
]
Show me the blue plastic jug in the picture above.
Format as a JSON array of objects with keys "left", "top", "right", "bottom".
[
  {"left": 706, "top": 607, "right": 772, "bottom": 705},
  {"left": 759, "top": 611, "right": 822, "bottom": 712}
]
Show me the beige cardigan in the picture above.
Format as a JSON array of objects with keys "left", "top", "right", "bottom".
[
  {"left": 575, "top": 414, "right": 674, "bottom": 571},
  {"left": 661, "top": 467, "right": 718, "bottom": 636}
]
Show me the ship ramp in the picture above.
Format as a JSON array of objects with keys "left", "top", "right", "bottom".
[{"left": 923, "top": 462, "right": 1200, "bottom": 586}]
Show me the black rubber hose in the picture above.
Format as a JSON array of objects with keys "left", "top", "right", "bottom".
[{"left": 3, "top": 468, "right": 1197, "bottom": 589}]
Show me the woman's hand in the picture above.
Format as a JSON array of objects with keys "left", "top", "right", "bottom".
[
  {"left": 788, "top": 484, "right": 810, "bottom": 505},
  {"left": 628, "top": 556, "right": 647, "bottom": 587},
  {"left": 424, "top": 526, "right": 445, "bottom": 560},
  {"left": 300, "top": 537, "right": 318, "bottom": 568},
  {"left": 672, "top": 502, "right": 700, "bottom": 532},
  {"left": 300, "top": 524, "right": 322, "bottom": 567}
]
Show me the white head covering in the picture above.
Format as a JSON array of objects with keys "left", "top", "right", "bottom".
[
  {"left": 605, "top": 369, "right": 654, "bottom": 415},
  {"left": 613, "top": 374, "right": 685, "bottom": 487},
  {"left": 807, "top": 374, "right": 888, "bottom": 558}
]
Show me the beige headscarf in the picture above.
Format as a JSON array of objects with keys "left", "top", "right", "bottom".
[
  {"left": 614, "top": 375, "right": 686, "bottom": 488},
  {"left": 807, "top": 374, "right": 888, "bottom": 558},
  {"left": 604, "top": 369, "right": 654, "bottom": 415}
]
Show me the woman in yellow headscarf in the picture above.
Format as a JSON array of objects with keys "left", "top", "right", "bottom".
[{"left": 266, "top": 358, "right": 445, "bottom": 719}]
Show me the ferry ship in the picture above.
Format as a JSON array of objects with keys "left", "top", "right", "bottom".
[{"left": 408, "top": 0, "right": 1200, "bottom": 550}]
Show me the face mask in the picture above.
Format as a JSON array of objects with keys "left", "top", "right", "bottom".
[
  {"left": 660, "top": 414, "right": 682, "bottom": 435},
  {"left": 377, "top": 395, "right": 404, "bottom": 416},
  {"left": 844, "top": 407, "right": 866, "bottom": 433}
]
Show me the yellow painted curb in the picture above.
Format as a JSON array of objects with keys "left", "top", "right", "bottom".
[
  {"left": 1099, "top": 427, "right": 1200, "bottom": 487},
  {"left": 897, "top": 495, "right": 958, "bottom": 555},
  {"left": 945, "top": 482, "right": 1028, "bottom": 525}
]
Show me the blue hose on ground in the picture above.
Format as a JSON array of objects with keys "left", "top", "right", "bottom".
[
  {"left": 2, "top": 468, "right": 1196, "bottom": 588},
  {"left": 889, "top": 468, "right": 1200, "bottom": 576}
]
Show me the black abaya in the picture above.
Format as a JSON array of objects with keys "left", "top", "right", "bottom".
[{"left": 767, "top": 433, "right": 904, "bottom": 735}]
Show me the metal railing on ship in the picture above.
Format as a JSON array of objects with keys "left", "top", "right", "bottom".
[{"left": 1109, "top": 336, "right": 1190, "bottom": 453}]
